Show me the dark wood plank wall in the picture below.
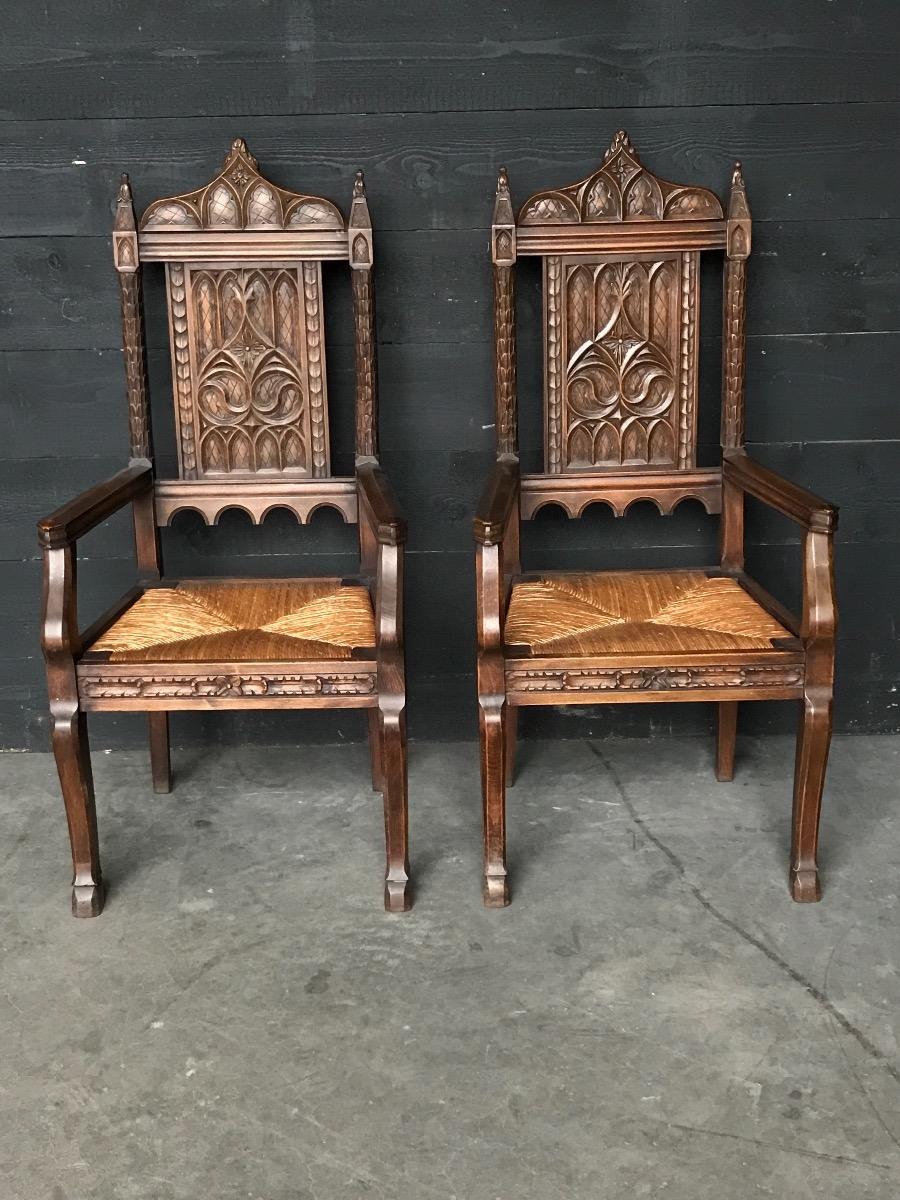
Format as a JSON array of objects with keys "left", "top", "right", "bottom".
[{"left": 2, "top": 1, "right": 898, "bottom": 747}]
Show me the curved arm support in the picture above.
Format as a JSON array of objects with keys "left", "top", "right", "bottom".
[
  {"left": 723, "top": 450, "right": 837, "bottom": 658},
  {"left": 473, "top": 457, "right": 520, "bottom": 546},
  {"left": 37, "top": 464, "right": 153, "bottom": 549},
  {"left": 357, "top": 461, "right": 407, "bottom": 547},
  {"left": 722, "top": 451, "right": 837, "bottom": 533}
]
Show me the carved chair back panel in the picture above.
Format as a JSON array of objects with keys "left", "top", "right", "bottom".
[
  {"left": 544, "top": 250, "right": 698, "bottom": 473},
  {"left": 166, "top": 260, "right": 328, "bottom": 480},
  {"left": 501, "top": 131, "right": 740, "bottom": 489}
]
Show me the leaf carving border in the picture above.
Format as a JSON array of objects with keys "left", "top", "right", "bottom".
[
  {"left": 303, "top": 262, "right": 329, "bottom": 476},
  {"left": 544, "top": 255, "right": 564, "bottom": 472},
  {"left": 506, "top": 664, "right": 804, "bottom": 694},
  {"left": 168, "top": 262, "right": 198, "bottom": 478},
  {"left": 80, "top": 672, "right": 377, "bottom": 701}
]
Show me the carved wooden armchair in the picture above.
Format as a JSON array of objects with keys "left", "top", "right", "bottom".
[
  {"left": 39, "top": 140, "right": 410, "bottom": 916},
  {"left": 474, "top": 132, "right": 837, "bottom": 907}
]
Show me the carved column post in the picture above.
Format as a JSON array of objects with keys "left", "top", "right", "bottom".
[
  {"left": 492, "top": 168, "right": 518, "bottom": 459},
  {"left": 720, "top": 163, "right": 751, "bottom": 573},
  {"left": 114, "top": 175, "right": 161, "bottom": 580},
  {"left": 113, "top": 176, "right": 152, "bottom": 464},
  {"left": 349, "top": 171, "right": 378, "bottom": 461},
  {"left": 722, "top": 162, "right": 751, "bottom": 451}
]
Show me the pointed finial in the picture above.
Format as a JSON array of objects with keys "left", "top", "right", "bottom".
[
  {"left": 224, "top": 137, "right": 258, "bottom": 170},
  {"left": 492, "top": 166, "right": 514, "bottom": 227},
  {"left": 727, "top": 160, "right": 750, "bottom": 223},
  {"left": 604, "top": 129, "right": 637, "bottom": 161},
  {"left": 114, "top": 173, "right": 136, "bottom": 231},
  {"left": 349, "top": 168, "right": 372, "bottom": 243}
]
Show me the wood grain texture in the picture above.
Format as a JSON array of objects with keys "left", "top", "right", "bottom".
[
  {"left": 2, "top": 2, "right": 898, "bottom": 120},
  {"left": 2, "top": 105, "right": 899, "bottom": 237}
]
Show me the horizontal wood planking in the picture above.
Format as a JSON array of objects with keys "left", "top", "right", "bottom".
[
  {"left": 4, "top": 334, "right": 899, "bottom": 464},
  {"left": 2, "top": 103, "right": 899, "bottom": 235},
  {"left": 2, "top": 2, "right": 899, "bottom": 120},
  {"left": 3, "top": 3, "right": 897, "bottom": 744},
  {"left": 1, "top": 221, "right": 898, "bottom": 353}
]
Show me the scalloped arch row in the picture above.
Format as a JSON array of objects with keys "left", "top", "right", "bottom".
[
  {"left": 140, "top": 139, "right": 345, "bottom": 232},
  {"left": 518, "top": 130, "right": 724, "bottom": 225}
]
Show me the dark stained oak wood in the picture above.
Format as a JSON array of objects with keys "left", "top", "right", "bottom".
[
  {"left": 715, "top": 701, "right": 738, "bottom": 781},
  {"left": 474, "top": 132, "right": 839, "bottom": 906},
  {"left": 38, "top": 142, "right": 409, "bottom": 915},
  {"left": 37, "top": 464, "right": 153, "bottom": 549},
  {"left": 148, "top": 713, "right": 171, "bottom": 794},
  {"left": 41, "top": 544, "right": 104, "bottom": 916}
]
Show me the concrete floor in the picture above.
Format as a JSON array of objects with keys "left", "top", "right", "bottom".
[{"left": 2, "top": 734, "right": 899, "bottom": 1199}]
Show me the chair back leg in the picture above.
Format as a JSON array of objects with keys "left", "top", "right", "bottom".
[
  {"left": 367, "top": 708, "right": 385, "bottom": 792},
  {"left": 148, "top": 713, "right": 172, "bottom": 794},
  {"left": 715, "top": 701, "right": 738, "bottom": 781},
  {"left": 504, "top": 706, "right": 518, "bottom": 788}
]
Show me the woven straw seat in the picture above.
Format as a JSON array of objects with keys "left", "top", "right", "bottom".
[
  {"left": 504, "top": 571, "right": 790, "bottom": 657},
  {"left": 86, "top": 580, "right": 376, "bottom": 663}
]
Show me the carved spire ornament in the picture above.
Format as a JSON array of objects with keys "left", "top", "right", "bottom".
[
  {"left": 140, "top": 138, "right": 344, "bottom": 231},
  {"left": 112, "top": 173, "right": 151, "bottom": 462},
  {"left": 518, "top": 129, "right": 724, "bottom": 225},
  {"left": 492, "top": 166, "right": 518, "bottom": 456},
  {"left": 723, "top": 160, "right": 751, "bottom": 449},
  {"left": 349, "top": 170, "right": 378, "bottom": 459}
]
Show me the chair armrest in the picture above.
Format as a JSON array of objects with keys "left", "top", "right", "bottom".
[
  {"left": 37, "top": 464, "right": 153, "bottom": 549},
  {"left": 473, "top": 457, "right": 520, "bottom": 545},
  {"left": 356, "top": 462, "right": 407, "bottom": 546},
  {"left": 723, "top": 451, "right": 837, "bottom": 533}
]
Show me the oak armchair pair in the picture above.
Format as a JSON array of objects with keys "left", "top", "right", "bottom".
[{"left": 40, "top": 133, "right": 837, "bottom": 919}]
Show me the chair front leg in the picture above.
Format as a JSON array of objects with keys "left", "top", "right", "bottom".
[
  {"left": 52, "top": 703, "right": 104, "bottom": 917},
  {"left": 379, "top": 692, "right": 410, "bottom": 913},
  {"left": 791, "top": 526, "right": 837, "bottom": 902},
  {"left": 43, "top": 544, "right": 104, "bottom": 916},
  {"left": 374, "top": 531, "right": 410, "bottom": 913},
  {"left": 791, "top": 691, "right": 832, "bottom": 902},
  {"left": 479, "top": 674, "right": 509, "bottom": 907}
]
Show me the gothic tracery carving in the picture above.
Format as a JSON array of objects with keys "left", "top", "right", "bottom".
[
  {"left": 519, "top": 130, "right": 723, "bottom": 226},
  {"left": 168, "top": 263, "right": 329, "bottom": 477},
  {"left": 140, "top": 139, "right": 344, "bottom": 231},
  {"left": 546, "top": 253, "right": 698, "bottom": 471}
]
